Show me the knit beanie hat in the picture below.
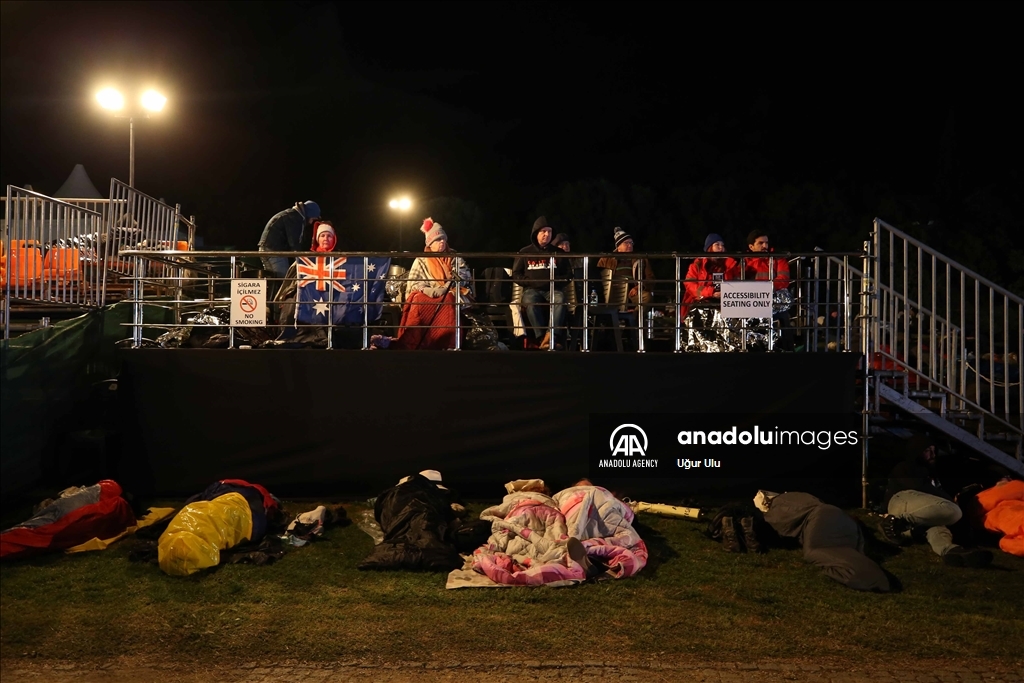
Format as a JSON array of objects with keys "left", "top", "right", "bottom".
[
  {"left": 302, "top": 201, "right": 321, "bottom": 219},
  {"left": 421, "top": 217, "right": 447, "bottom": 246},
  {"left": 552, "top": 233, "right": 569, "bottom": 247},
  {"left": 613, "top": 227, "right": 633, "bottom": 249},
  {"left": 315, "top": 221, "right": 335, "bottom": 241},
  {"left": 704, "top": 233, "right": 725, "bottom": 252}
]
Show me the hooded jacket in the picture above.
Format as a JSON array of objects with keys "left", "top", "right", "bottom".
[
  {"left": 512, "top": 217, "right": 571, "bottom": 289},
  {"left": 258, "top": 204, "right": 313, "bottom": 253}
]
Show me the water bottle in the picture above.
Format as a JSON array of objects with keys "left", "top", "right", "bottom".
[{"left": 589, "top": 289, "right": 598, "bottom": 306}]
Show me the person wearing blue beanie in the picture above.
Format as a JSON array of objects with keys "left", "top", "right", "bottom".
[
  {"left": 704, "top": 233, "right": 725, "bottom": 252},
  {"left": 258, "top": 200, "right": 324, "bottom": 288},
  {"left": 681, "top": 233, "right": 739, "bottom": 322}
]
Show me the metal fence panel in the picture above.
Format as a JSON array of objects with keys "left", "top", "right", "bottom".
[{"left": 3, "top": 186, "right": 106, "bottom": 337}]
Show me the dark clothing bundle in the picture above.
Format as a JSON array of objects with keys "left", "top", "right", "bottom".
[
  {"left": 765, "top": 492, "right": 890, "bottom": 592},
  {"left": 358, "top": 474, "right": 465, "bottom": 571}
]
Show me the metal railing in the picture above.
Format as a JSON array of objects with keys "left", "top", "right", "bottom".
[
  {"left": 2, "top": 187, "right": 106, "bottom": 338},
  {"left": 103, "top": 180, "right": 178, "bottom": 267},
  {"left": 867, "top": 218, "right": 1023, "bottom": 435},
  {"left": 115, "top": 249, "right": 861, "bottom": 354},
  {"left": 2, "top": 182, "right": 198, "bottom": 338}
]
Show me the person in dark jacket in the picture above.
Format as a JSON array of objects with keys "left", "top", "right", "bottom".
[
  {"left": 764, "top": 491, "right": 890, "bottom": 592},
  {"left": 512, "top": 216, "right": 571, "bottom": 349},
  {"left": 358, "top": 470, "right": 475, "bottom": 571},
  {"left": 882, "top": 434, "right": 992, "bottom": 567},
  {"left": 258, "top": 200, "right": 322, "bottom": 282}
]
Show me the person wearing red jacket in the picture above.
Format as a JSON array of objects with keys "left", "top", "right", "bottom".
[
  {"left": 681, "top": 233, "right": 740, "bottom": 319},
  {"left": 744, "top": 230, "right": 795, "bottom": 350},
  {"left": 743, "top": 230, "right": 791, "bottom": 290}
]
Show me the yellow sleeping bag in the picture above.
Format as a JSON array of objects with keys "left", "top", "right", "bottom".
[{"left": 158, "top": 493, "right": 253, "bottom": 576}]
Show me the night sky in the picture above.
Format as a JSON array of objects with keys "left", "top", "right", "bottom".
[{"left": 1, "top": 2, "right": 1020, "bottom": 282}]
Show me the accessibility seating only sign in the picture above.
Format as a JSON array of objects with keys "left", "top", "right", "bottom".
[
  {"left": 230, "top": 279, "right": 266, "bottom": 327},
  {"left": 720, "top": 281, "right": 773, "bottom": 318}
]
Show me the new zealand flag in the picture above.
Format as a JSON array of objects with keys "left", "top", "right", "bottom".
[{"left": 295, "top": 255, "right": 391, "bottom": 325}]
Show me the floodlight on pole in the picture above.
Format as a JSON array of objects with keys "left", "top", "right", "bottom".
[
  {"left": 96, "top": 88, "right": 125, "bottom": 111},
  {"left": 95, "top": 87, "right": 167, "bottom": 188},
  {"left": 141, "top": 90, "right": 167, "bottom": 112},
  {"left": 388, "top": 196, "right": 413, "bottom": 251}
]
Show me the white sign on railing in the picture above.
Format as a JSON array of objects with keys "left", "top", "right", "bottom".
[
  {"left": 230, "top": 279, "right": 266, "bottom": 327},
  {"left": 720, "top": 281, "right": 774, "bottom": 318}
]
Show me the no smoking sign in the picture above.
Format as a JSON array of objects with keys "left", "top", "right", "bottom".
[{"left": 230, "top": 279, "right": 266, "bottom": 327}]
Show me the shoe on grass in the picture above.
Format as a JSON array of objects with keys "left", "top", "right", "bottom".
[
  {"left": 880, "top": 515, "right": 912, "bottom": 546},
  {"left": 943, "top": 546, "right": 993, "bottom": 568},
  {"left": 720, "top": 516, "right": 744, "bottom": 553}
]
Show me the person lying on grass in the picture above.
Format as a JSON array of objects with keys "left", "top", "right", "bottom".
[{"left": 469, "top": 478, "right": 647, "bottom": 585}]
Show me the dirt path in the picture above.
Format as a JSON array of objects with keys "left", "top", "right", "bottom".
[{"left": 3, "top": 657, "right": 1022, "bottom": 683}]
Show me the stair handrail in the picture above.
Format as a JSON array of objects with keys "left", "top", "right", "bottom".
[
  {"left": 870, "top": 217, "right": 1023, "bottom": 440},
  {"left": 830, "top": 256, "right": 965, "bottom": 335},
  {"left": 874, "top": 218, "right": 1023, "bottom": 304}
]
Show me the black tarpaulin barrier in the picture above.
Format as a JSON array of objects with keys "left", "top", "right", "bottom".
[
  {"left": 117, "top": 350, "right": 861, "bottom": 500},
  {"left": 1, "top": 303, "right": 175, "bottom": 504}
]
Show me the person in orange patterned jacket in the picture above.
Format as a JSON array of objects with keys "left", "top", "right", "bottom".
[{"left": 371, "top": 218, "right": 472, "bottom": 350}]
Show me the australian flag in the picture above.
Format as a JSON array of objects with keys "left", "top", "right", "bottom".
[{"left": 296, "top": 255, "right": 391, "bottom": 325}]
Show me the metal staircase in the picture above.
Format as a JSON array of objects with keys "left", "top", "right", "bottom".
[{"left": 861, "top": 218, "right": 1023, "bottom": 477}]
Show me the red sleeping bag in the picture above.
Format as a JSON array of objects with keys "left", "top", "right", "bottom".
[{"left": 0, "top": 480, "right": 136, "bottom": 561}]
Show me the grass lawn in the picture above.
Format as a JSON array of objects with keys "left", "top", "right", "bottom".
[{"left": 1, "top": 500, "right": 1022, "bottom": 666}]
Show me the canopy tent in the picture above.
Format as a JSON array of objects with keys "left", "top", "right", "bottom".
[{"left": 53, "top": 164, "right": 104, "bottom": 199}]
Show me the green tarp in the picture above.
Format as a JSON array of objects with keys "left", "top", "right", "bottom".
[{"left": 0, "top": 303, "right": 173, "bottom": 501}]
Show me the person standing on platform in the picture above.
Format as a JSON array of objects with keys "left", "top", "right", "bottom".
[
  {"left": 512, "top": 216, "right": 571, "bottom": 349},
  {"left": 258, "top": 200, "right": 322, "bottom": 285}
]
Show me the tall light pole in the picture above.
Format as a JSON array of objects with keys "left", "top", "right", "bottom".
[
  {"left": 96, "top": 87, "right": 167, "bottom": 188},
  {"left": 388, "top": 197, "right": 412, "bottom": 251}
]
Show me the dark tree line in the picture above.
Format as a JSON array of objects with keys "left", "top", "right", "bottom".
[{"left": 410, "top": 175, "right": 1021, "bottom": 297}]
